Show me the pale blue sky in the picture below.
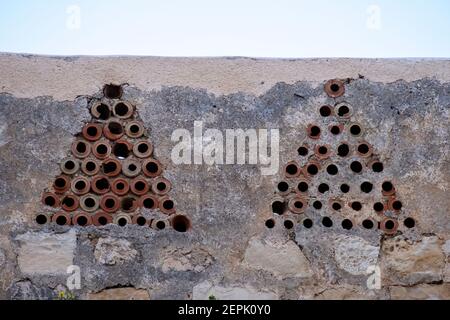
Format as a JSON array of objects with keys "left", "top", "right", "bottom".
[{"left": 0, "top": 0, "right": 449, "bottom": 57}]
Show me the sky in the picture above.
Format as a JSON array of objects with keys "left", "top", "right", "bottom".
[{"left": 0, "top": 0, "right": 449, "bottom": 57}]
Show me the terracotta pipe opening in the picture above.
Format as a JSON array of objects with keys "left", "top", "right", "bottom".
[
  {"left": 283, "top": 219, "right": 294, "bottom": 230},
  {"left": 331, "top": 201, "right": 342, "bottom": 211},
  {"left": 82, "top": 124, "right": 103, "bottom": 142},
  {"left": 139, "top": 195, "right": 158, "bottom": 210},
  {"left": 134, "top": 216, "right": 147, "bottom": 226},
  {"left": 371, "top": 161, "right": 384, "bottom": 173},
  {"left": 350, "top": 161, "right": 363, "bottom": 173},
  {"left": 72, "top": 140, "right": 91, "bottom": 158},
  {"left": 360, "top": 181, "right": 373, "bottom": 193},
  {"left": 131, "top": 178, "right": 150, "bottom": 195},
  {"left": 61, "top": 195, "right": 79, "bottom": 212},
  {"left": 111, "top": 178, "right": 130, "bottom": 196},
  {"left": 123, "top": 159, "right": 141, "bottom": 177},
  {"left": 152, "top": 178, "right": 171, "bottom": 195},
  {"left": 326, "top": 164, "right": 338, "bottom": 175},
  {"left": 52, "top": 213, "right": 71, "bottom": 226},
  {"left": 319, "top": 105, "right": 333, "bottom": 117},
  {"left": 35, "top": 214, "right": 48, "bottom": 225},
  {"left": 42, "top": 192, "right": 60, "bottom": 207},
  {"left": 341, "top": 219, "right": 353, "bottom": 230},
  {"left": 318, "top": 183, "right": 329, "bottom": 194},
  {"left": 102, "top": 158, "right": 121, "bottom": 176},
  {"left": 329, "top": 124, "right": 342, "bottom": 135},
  {"left": 404, "top": 217, "right": 415, "bottom": 229},
  {"left": 100, "top": 194, "right": 120, "bottom": 213},
  {"left": 155, "top": 220, "right": 166, "bottom": 230},
  {"left": 81, "top": 159, "right": 100, "bottom": 176},
  {"left": 357, "top": 142, "right": 372, "bottom": 157},
  {"left": 160, "top": 198, "right": 175, "bottom": 214},
  {"left": 92, "top": 176, "right": 110, "bottom": 194},
  {"left": 53, "top": 176, "right": 70, "bottom": 193},
  {"left": 322, "top": 217, "right": 333, "bottom": 228},
  {"left": 142, "top": 159, "right": 162, "bottom": 177},
  {"left": 117, "top": 217, "right": 128, "bottom": 227},
  {"left": 113, "top": 140, "right": 132, "bottom": 159},
  {"left": 71, "top": 177, "right": 90, "bottom": 195},
  {"left": 103, "top": 84, "right": 123, "bottom": 99},
  {"left": 277, "top": 181, "right": 290, "bottom": 194},
  {"left": 336, "top": 104, "right": 352, "bottom": 118},
  {"left": 133, "top": 141, "right": 153, "bottom": 158},
  {"left": 382, "top": 181, "right": 395, "bottom": 195},
  {"left": 80, "top": 195, "right": 99, "bottom": 212},
  {"left": 92, "top": 141, "right": 111, "bottom": 159},
  {"left": 121, "top": 197, "right": 137, "bottom": 212},
  {"left": 340, "top": 184, "right": 350, "bottom": 193},
  {"left": 306, "top": 163, "right": 319, "bottom": 176},
  {"left": 337, "top": 143, "right": 350, "bottom": 157},
  {"left": 113, "top": 102, "right": 133, "bottom": 119},
  {"left": 362, "top": 219, "right": 375, "bottom": 229},
  {"left": 73, "top": 213, "right": 92, "bottom": 226},
  {"left": 103, "top": 121, "right": 124, "bottom": 140},
  {"left": 349, "top": 124, "right": 362, "bottom": 136},
  {"left": 61, "top": 158, "right": 79, "bottom": 175},
  {"left": 307, "top": 124, "right": 321, "bottom": 139},
  {"left": 93, "top": 212, "right": 113, "bottom": 226},
  {"left": 171, "top": 215, "right": 192, "bottom": 232},
  {"left": 302, "top": 218, "right": 313, "bottom": 229},
  {"left": 325, "top": 80, "right": 345, "bottom": 97},
  {"left": 391, "top": 200, "right": 403, "bottom": 211},
  {"left": 315, "top": 145, "right": 331, "bottom": 160},
  {"left": 271, "top": 200, "right": 285, "bottom": 215},
  {"left": 381, "top": 218, "right": 398, "bottom": 234},
  {"left": 351, "top": 201, "right": 362, "bottom": 211},
  {"left": 265, "top": 218, "right": 275, "bottom": 229},
  {"left": 297, "top": 146, "right": 308, "bottom": 156},
  {"left": 313, "top": 201, "right": 322, "bottom": 210},
  {"left": 284, "top": 161, "right": 300, "bottom": 178},
  {"left": 125, "top": 122, "right": 144, "bottom": 138},
  {"left": 91, "top": 102, "right": 111, "bottom": 120},
  {"left": 373, "top": 202, "right": 385, "bottom": 213},
  {"left": 288, "top": 197, "right": 306, "bottom": 214},
  {"left": 297, "top": 181, "right": 308, "bottom": 193}
]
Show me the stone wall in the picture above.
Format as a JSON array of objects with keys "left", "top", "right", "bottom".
[{"left": 0, "top": 54, "right": 449, "bottom": 300}]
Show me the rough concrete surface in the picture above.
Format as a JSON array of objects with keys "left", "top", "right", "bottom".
[{"left": 0, "top": 54, "right": 449, "bottom": 300}]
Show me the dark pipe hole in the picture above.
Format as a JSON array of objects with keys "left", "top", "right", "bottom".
[
  {"left": 44, "top": 196, "right": 56, "bottom": 206},
  {"left": 392, "top": 200, "right": 402, "bottom": 210},
  {"left": 330, "top": 126, "right": 341, "bottom": 135},
  {"left": 163, "top": 200, "right": 174, "bottom": 210},
  {"left": 143, "top": 198, "right": 154, "bottom": 209},
  {"left": 265, "top": 219, "right": 275, "bottom": 229},
  {"left": 360, "top": 182, "right": 373, "bottom": 193},
  {"left": 332, "top": 202, "right": 342, "bottom": 211},
  {"left": 87, "top": 126, "right": 98, "bottom": 137},
  {"left": 157, "top": 182, "right": 166, "bottom": 191},
  {"left": 318, "top": 183, "right": 329, "bottom": 194},
  {"left": 350, "top": 161, "right": 363, "bottom": 173},
  {"left": 85, "top": 161, "right": 96, "bottom": 172},
  {"left": 342, "top": 219, "right": 353, "bottom": 230},
  {"left": 56, "top": 216, "right": 67, "bottom": 226},
  {"left": 337, "top": 105, "right": 349, "bottom": 117},
  {"left": 156, "top": 221, "right": 166, "bottom": 230},
  {"left": 146, "top": 162, "right": 159, "bottom": 173},
  {"left": 36, "top": 214, "right": 48, "bottom": 225},
  {"left": 103, "top": 84, "right": 122, "bottom": 99},
  {"left": 294, "top": 201, "right": 303, "bottom": 209},
  {"left": 128, "top": 164, "right": 137, "bottom": 172},
  {"left": 136, "top": 216, "right": 147, "bottom": 226},
  {"left": 351, "top": 202, "right": 362, "bottom": 211},
  {"left": 307, "top": 164, "right": 318, "bottom": 175},
  {"left": 113, "top": 143, "right": 130, "bottom": 159},
  {"left": 55, "top": 178, "right": 67, "bottom": 188},
  {"left": 172, "top": 216, "right": 190, "bottom": 232},
  {"left": 319, "top": 106, "right": 332, "bottom": 117},
  {"left": 95, "top": 178, "right": 109, "bottom": 191},
  {"left": 277, "top": 181, "right": 289, "bottom": 193},
  {"left": 76, "top": 142, "right": 87, "bottom": 153},
  {"left": 75, "top": 181, "right": 86, "bottom": 190},
  {"left": 318, "top": 146, "right": 328, "bottom": 155},
  {"left": 297, "top": 146, "right": 308, "bottom": 156},
  {"left": 372, "top": 162, "right": 384, "bottom": 173},
  {"left": 116, "top": 182, "right": 125, "bottom": 190},
  {"left": 303, "top": 218, "right": 313, "bottom": 229},
  {"left": 64, "top": 161, "right": 75, "bottom": 170},
  {"left": 350, "top": 124, "right": 361, "bottom": 136},
  {"left": 297, "top": 182, "right": 308, "bottom": 193},
  {"left": 330, "top": 84, "right": 340, "bottom": 92},
  {"left": 84, "top": 198, "right": 96, "bottom": 208},
  {"left": 404, "top": 218, "right": 415, "bottom": 228},
  {"left": 135, "top": 181, "right": 146, "bottom": 191},
  {"left": 310, "top": 126, "right": 321, "bottom": 137},
  {"left": 103, "top": 161, "right": 117, "bottom": 174},
  {"left": 108, "top": 122, "right": 123, "bottom": 135},
  {"left": 337, "top": 144, "right": 350, "bottom": 157},
  {"left": 105, "top": 198, "right": 116, "bottom": 209},
  {"left": 326, "top": 164, "right": 338, "bottom": 175},
  {"left": 385, "top": 220, "right": 395, "bottom": 230},
  {"left": 96, "top": 144, "right": 108, "bottom": 155},
  {"left": 322, "top": 217, "right": 333, "bottom": 228},
  {"left": 272, "top": 201, "right": 285, "bottom": 215},
  {"left": 130, "top": 125, "right": 140, "bottom": 133},
  {"left": 286, "top": 164, "right": 299, "bottom": 176},
  {"left": 374, "top": 202, "right": 384, "bottom": 212},
  {"left": 340, "top": 184, "right": 350, "bottom": 193},
  {"left": 137, "top": 143, "right": 149, "bottom": 153},
  {"left": 362, "top": 219, "right": 374, "bottom": 229},
  {"left": 382, "top": 181, "right": 394, "bottom": 192},
  {"left": 62, "top": 197, "right": 75, "bottom": 207},
  {"left": 358, "top": 144, "right": 370, "bottom": 154},
  {"left": 77, "top": 216, "right": 88, "bottom": 226},
  {"left": 284, "top": 220, "right": 294, "bottom": 229},
  {"left": 313, "top": 201, "right": 322, "bottom": 210},
  {"left": 118, "top": 218, "right": 127, "bottom": 227},
  {"left": 96, "top": 104, "right": 110, "bottom": 120},
  {"left": 98, "top": 216, "right": 108, "bottom": 225},
  {"left": 122, "top": 198, "right": 135, "bottom": 211},
  {"left": 114, "top": 103, "right": 129, "bottom": 116}
]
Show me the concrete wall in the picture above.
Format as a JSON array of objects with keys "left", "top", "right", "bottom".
[{"left": 0, "top": 54, "right": 449, "bottom": 300}]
